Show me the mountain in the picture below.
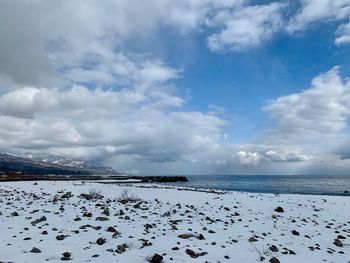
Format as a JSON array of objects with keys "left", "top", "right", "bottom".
[{"left": 0, "top": 153, "right": 119, "bottom": 176}]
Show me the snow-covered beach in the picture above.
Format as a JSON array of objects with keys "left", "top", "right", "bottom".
[{"left": 0, "top": 181, "right": 349, "bottom": 263}]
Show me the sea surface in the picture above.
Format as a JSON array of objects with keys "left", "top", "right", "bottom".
[{"left": 164, "top": 175, "right": 350, "bottom": 196}]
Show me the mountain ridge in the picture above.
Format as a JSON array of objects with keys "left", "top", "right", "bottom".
[{"left": 0, "top": 153, "right": 119, "bottom": 176}]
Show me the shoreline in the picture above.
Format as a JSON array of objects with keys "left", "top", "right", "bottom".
[{"left": 0, "top": 180, "right": 349, "bottom": 262}]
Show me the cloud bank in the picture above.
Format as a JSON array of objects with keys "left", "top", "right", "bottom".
[{"left": 0, "top": 1, "right": 350, "bottom": 174}]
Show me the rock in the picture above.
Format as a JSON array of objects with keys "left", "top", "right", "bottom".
[
  {"left": 178, "top": 233, "right": 194, "bottom": 239},
  {"left": 269, "top": 245, "right": 279, "bottom": 252},
  {"left": 107, "top": 226, "right": 117, "bottom": 233},
  {"left": 116, "top": 244, "right": 128, "bottom": 254},
  {"left": 96, "top": 217, "right": 109, "bottom": 221},
  {"left": 269, "top": 257, "right": 280, "bottom": 263},
  {"left": 292, "top": 230, "right": 300, "bottom": 236},
  {"left": 274, "top": 207, "right": 284, "bottom": 213},
  {"left": 96, "top": 238, "right": 106, "bottom": 245},
  {"left": 337, "top": 235, "right": 346, "bottom": 239},
  {"left": 30, "top": 247, "right": 41, "bottom": 253},
  {"left": 249, "top": 236, "right": 258, "bottom": 242},
  {"left": 56, "top": 235, "right": 66, "bottom": 241},
  {"left": 333, "top": 239, "right": 343, "bottom": 247},
  {"left": 41, "top": 230, "right": 48, "bottom": 235},
  {"left": 185, "top": 249, "right": 197, "bottom": 258},
  {"left": 61, "top": 252, "right": 71, "bottom": 261},
  {"left": 149, "top": 253, "right": 163, "bottom": 263},
  {"left": 61, "top": 192, "right": 73, "bottom": 199},
  {"left": 197, "top": 233, "right": 205, "bottom": 240},
  {"left": 102, "top": 209, "right": 110, "bottom": 216}
]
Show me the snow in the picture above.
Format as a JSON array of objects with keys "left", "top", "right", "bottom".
[{"left": 0, "top": 181, "right": 349, "bottom": 263}]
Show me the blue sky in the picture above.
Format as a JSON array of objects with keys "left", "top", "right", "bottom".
[{"left": 0, "top": 0, "right": 350, "bottom": 175}]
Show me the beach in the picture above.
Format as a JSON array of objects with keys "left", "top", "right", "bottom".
[{"left": 0, "top": 181, "right": 349, "bottom": 263}]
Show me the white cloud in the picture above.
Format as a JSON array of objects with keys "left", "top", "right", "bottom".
[
  {"left": 263, "top": 66, "right": 350, "bottom": 144},
  {"left": 234, "top": 149, "right": 312, "bottom": 166},
  {"left": 335, "top": 22, "right": 350, "bottom": 45},
  {"left": 206, "top": 2, "right": 286, "bottom": 51},
  {"left": 287, "top": 0, "right": 350, "bottom": 45},
  {"left": 235, "top": 151, "right": 263, "bottom": 165},
  {"left": 0, "top": 82, "right": 225, "bottom": 165}
]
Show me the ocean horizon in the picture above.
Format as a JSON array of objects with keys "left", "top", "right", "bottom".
[{"left": 164, "top": 175, "right": 350, "bottom": 196}]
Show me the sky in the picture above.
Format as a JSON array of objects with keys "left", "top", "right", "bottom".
[{"left": 0, "top": 0, "right": 350, "bottom": 175}]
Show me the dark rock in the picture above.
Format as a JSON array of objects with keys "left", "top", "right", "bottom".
[
  {"left": 292, "top": 230, "right": 300, "bottom": 236},
  {"left": 96, "top": 238, "right": 106, "bottom": 245},
  {"left": 197, "top": 233, "right": 205, "bottom": 240},
  {"left": 116, "top": 244, "right": 128, "bottom": 254},
  {"left": 149, "top": 253, "right": 163, "bottom": 263},
  {"left": 333, "top": 239, "right": 343, "bottom": 247},
  {"left": 56, "top": 235, "right": 66, "bottom": 241},
  {"left": 107, "top": 226, "right": 118, "bottom": 233},
  {"left": 96, "top": 217, "right": 109, "bottom": 221},
  {"left": 185, "top": 249, "right": 197, "bottom": 258},
  {"left": 269, "top": 257, "right": 280, "bottom": 263},
  {"left": 178, "top": 233, "right": 194, "bottom": 239},
  {"left": 269, "top": 245, "right": 279, "bottom": 252},
  {"left": 30, "top": 247, "right": 41, "bottom": 253},
  {"left": 274, "top": 207, "right": 284, "bottom": 213},
  {"left": 61, "top": 252, "right": 71, "bottom": 261},
  {"left": 249, "top": 236, "right": 258, "bottom": 242}
]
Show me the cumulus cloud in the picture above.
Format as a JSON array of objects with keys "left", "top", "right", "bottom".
[
  {"left": 206, "top": 2, "right": 286, "bottom": 51},
  {"left": 287, "top": 0, "right": 350, "bottom": 45},
  {"left": 0, "top": 0, "right": 247, "bottom": 90},
  {"left": 234, "top": 149, "right": 312, "bottom": 166},
  {"left": 0, "top": 83, "right": 225, "bottom": 165},
  {"left": 335, "top": 22, "right": 350, "bottom": 45},
  {"left": 263, "top": 66, "right": 350, "bottom": 143}
]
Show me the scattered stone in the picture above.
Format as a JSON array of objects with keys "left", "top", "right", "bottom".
[
  {"left": 269, "top": 245, "right": 278, "bottom": 252},
  {"left": 61, "top": 252, "right": 72, "bottom": 261},
  {"left": 292, "top": 230, "right": 300, "bottom": 236},
  {"left": 269, "top": 257, "right": 280, "bottom": 263},
  {"left": 274, "top": 207, "right": 284, "bottom": 213},
  {"left": 56, "top": 235, "right": 66, "bottom": 241},
  {"left": 186, "top": 249, "right": 197, "bottom": 258},
  {"left": 96, "top": 238, "right": 106, "bottom": 245},
  {"left": 96, "top": 217, "right": 109, "bottom": 221},
  {"left": 333, "top": 239, "right": 343, "bottom": 247},
  {"left": 30, "top": 247, "right": 41, "bottom": 253},
  {"left": 107, "top": 226, "right": 117, "bottom": 233},
  {"left": 178, "top": 233, "right": 194, "bottom": 239},
  {"left": 148, "top": 253, "right": 163, "bottom": 263},
  {"left": 249, "top": 236, "right": 258, "bottom": 242}
]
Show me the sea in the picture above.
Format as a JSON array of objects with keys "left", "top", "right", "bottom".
[{"left": 164, "top": 175, "right": 350, "bottom": 196}]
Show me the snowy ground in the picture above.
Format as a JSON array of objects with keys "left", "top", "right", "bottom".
[{"left": 0, "top": 181, "right": 349, "bottom": 263}]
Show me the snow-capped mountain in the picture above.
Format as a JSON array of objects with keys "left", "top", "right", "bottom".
[{"left": 0, "top": 153, "right": 119, "bottom": 176}]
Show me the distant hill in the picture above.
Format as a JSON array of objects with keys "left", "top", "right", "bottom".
[{"left": 0, "top": 153, "right": 119, "bottom": 176}]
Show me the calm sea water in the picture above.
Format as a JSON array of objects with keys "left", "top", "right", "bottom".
[{"left": 164, "top": 175, "right": 350, "bottom": 196}]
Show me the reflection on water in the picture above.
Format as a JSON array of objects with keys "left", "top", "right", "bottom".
[{"left": 164, "top": 175, "right": 350, "bottom": 196}]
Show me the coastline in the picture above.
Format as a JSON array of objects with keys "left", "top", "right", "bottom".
[{"left": 0, "top": 181, "right": 349, "bottom": 262}]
